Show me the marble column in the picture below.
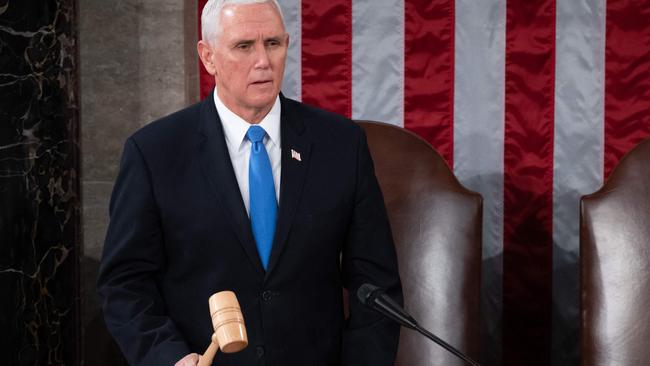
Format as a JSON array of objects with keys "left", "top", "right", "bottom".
[
  {"left": 0, "top": 0, "right": 81, "bottom": 365},
  {"left": 78, "top": 0, "right": 198, "bottom": 364}
]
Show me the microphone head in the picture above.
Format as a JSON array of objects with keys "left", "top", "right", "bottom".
[
  {"left": 357, "top": 283, "right": 380, "bottom": 306},
  {"left": 357, "top": 283, "right": 419, "bottom": 330}
]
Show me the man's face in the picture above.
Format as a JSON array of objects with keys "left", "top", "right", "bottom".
[{"left": 206, "top": 2, "right": 288, "bottom": 119}]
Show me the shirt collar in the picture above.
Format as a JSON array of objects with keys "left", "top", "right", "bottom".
[{"left": 213, "top": 90, "right": 281, "bottom": 151}]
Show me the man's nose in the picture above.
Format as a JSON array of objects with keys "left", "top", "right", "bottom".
[{"left": 253, "top": 44, "right": 271, "bottom": 69}]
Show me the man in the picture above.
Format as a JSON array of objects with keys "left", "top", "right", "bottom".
[{"left": 98, "top": 0, "right": 403, "bottom": 365}]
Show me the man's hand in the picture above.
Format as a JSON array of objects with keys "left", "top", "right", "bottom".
[{"left": 175, "top": 353, "right": 200, "bottom": 366}]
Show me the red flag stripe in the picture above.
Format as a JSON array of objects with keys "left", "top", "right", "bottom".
[
  {"left": 301, "top": 0, "right": 352, "bottom": 117},
  {"left": 502, "top": 1, "right": 556, "bottom": 365},
  {"left": 604, "top": 0, "right": 650, "bottom": 178},
  {"left": 403, "top": 0, "right": 455, "bottom": 166}
]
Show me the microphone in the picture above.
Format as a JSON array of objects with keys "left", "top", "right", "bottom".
[
  {"left": 357, "top": 283, "right": 480, "bottom": 366},
  {"left": 357, "top": 283, "right": 418, "bottom": 330}
]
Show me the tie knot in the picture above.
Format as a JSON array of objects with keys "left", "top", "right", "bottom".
[{"left": 246, "top": 125, "right": 267, "bottom": 144}]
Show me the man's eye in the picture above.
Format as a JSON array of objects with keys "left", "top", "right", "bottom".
[
  {"left": 266, "top": 40, "right": 280, "bottom": 47},
  {"left": 236, "top": 43, "right": 251, "bottom": 50}
]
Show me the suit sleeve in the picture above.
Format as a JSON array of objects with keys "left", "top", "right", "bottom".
[
  {"left": 97, "top": 138, "right": 190, "bottom": 366},
  {"left": 341, "top": 127, "right": 403, "bottom": 365}
]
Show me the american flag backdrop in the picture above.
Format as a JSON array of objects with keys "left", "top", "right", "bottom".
[{"left": 197, "top": 1, "right": 650, "bottom": 365}]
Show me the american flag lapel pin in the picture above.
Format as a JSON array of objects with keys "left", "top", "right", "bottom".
[{"left": 291, "top": 149, "right": 301, "bottom": 162}]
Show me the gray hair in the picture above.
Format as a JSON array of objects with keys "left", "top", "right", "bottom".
[{"left": 201, "top": 0, "right": 285, "bottom": 45}]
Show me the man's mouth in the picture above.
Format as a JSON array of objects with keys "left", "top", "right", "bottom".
[{"left": 251, "top": 80, "right": 272, "bottom": 85}]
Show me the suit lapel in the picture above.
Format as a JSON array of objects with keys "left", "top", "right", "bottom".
[
  {"left": 266, "top": 96, "right": 312, "bottom": 279},
  {"left": 196, "top": 93, "right": 265, "bottom": 276}
]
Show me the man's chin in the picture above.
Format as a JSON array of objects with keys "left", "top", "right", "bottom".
[{"left": 247, "top": 95, "right": 278, "bottom": 111}]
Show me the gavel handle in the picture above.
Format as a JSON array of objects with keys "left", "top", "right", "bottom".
[{"left": 197, "top": 333, "right": 219, "bottom": 366}]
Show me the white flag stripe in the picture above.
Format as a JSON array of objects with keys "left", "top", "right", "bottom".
[
  {"left": 279, "top": 0, "right": 301, "bottom": 101},
  {"left": 551, "top": 0, "right": 607, "bottom": 364},
  {"left": 453, "top": 0, "right": 507, "bottom": 259},
  {"left": 453, "top": 1, "right": 506, "bottom": 363},
  {"left": 352, "top": 0, "right": 404, "bottom": 126}
]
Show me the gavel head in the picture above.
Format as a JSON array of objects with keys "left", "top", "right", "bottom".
[{"left": 208, "top": 291, "right": 248, "bottom": 353}]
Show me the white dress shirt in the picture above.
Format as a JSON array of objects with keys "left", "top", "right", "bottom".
[{"left": 214, "top": 91, "right": 282, "bottom": 215}]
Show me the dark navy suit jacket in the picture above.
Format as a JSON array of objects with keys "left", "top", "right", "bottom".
[{"left": 98, "top": 93, "right": 403, "bottom": 366}]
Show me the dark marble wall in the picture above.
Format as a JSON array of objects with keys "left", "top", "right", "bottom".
[{"left": 0, "top": 0, "right": 80, "bottom": 365}]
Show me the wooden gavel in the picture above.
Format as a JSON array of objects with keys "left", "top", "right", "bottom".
[{"left": 197, "top": 291, "right": 248, "bottom": 366}]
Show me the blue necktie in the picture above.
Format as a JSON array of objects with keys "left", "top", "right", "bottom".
[{"left": 246, "top": 126, "right": 277, "bottom": 270}]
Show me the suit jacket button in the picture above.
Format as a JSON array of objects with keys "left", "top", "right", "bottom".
[
  {"left": 256, "top": 346, "right": 265, "bottom": 358},
  {"left": 262, "top": 290, "right": 273, "bottom": 301}
]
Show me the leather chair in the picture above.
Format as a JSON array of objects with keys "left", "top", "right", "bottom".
[
  {"left": 580, "top": 138, "right": 650, "bottom": 366},
  {"left": 358, "top": 121, "right": 482, "bottom": 365}
]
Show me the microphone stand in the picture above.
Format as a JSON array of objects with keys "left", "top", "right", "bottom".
[{"left": 412, "top": 323, "right": 479, "bottom": 366}]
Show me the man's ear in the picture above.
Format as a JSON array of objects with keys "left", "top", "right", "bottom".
[{"left": 197, "top": 40, "right": 217, "bottom": 76}]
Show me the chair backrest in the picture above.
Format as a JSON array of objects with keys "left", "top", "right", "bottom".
[
  {"left": 358, "top": 121, "right": 482, "bottom": 365},
  {"left": 581, "top": 138, "right": 650, "bottom": 366}
]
